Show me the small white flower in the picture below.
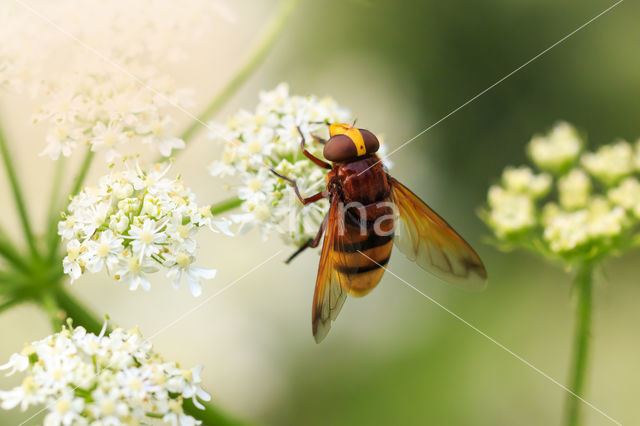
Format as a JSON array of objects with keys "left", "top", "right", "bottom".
[
  {"left": 115, "top": 257, "right": 156, "bottom": 291},
  {"left": 486, "top": 186, "right": 536, "bottom": 238},
  {"left": 62, "top": 240, "right": 86, "bottom": 282},
  {"left": 85, "top": 230, "right": 123, "bottom": 273},
  {"left": 527, "top": 122, "right": 582, "bottom": 173},
  {"left": 581, "top": 140, "right": 634, "bottom": 185},
  {"left": 0, "top": 354, "right": 28, "bottom": 376},
  {"left": 558, "top": 169, "right": 591, "bottom": 210},
  {"left": 91, "top": 121, "right": 128, "bottom": 163},
  {"left": 166, "top": 252, "right": 216, "bottom": 297},
  {"left": 501, "top": 166, "right": 551, "bottom": 198},
  {"left": 138, "top": 116, "right": 186, "bottom": 156},
  {"left": 43, "top": 390, "right": 85, "bottom": 426},
  {"left": 608, "top": 177, "right": 640, "bottom": 217},
  {"left": 126, "top": 218, "right": 168, "bottom": 261},
  {"left": 39, "top": 125, "right": 79, "bottom": 160},
  {"left": 0, "top": 323, "right": 210, "bottom": 425}
]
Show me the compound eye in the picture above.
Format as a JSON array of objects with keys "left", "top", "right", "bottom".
[
  {"left": 360, "top": 129, "right": 379, "bottom": 154},
  {"left": 323, "top": 134, "right": 357, "bottom": 162}
]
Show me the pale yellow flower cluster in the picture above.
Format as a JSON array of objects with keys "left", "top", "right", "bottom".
[{"left": 484, "top": 122, "right": 640, "bottom": 263}]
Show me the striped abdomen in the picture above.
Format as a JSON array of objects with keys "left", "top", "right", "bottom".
[{"left": 333, "top": 200, "right": 394, "bottom": 296}]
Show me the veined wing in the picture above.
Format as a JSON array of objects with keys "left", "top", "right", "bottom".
[{"left": 389, "top": 176, "right": 487, "bottom": 290}]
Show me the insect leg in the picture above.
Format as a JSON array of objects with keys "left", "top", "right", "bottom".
[
  {"left": 285, "top": 213, "right": 328, "bottom": 264},
  {"left": 312, "top": 134, "right": 327, "bottom": 145},
  {"left": 297, "top": 126, "right": 331, "bottom": 169},
  {"left": 270, "top": 168, "right": 328, "bottom": 204}
]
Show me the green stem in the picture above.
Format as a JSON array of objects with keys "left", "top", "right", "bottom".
[
  {"left": 182, "top": 397, "right": 243, "bottom": 426},
  {"left": 53, "top": 287, "right": 242, "bottom": 425},
  {"left": 41, "top": 292, "right": 63, "bottom": 331},
  {"left": 564, "top": 263, "right": 594, "bottom": 426},
  {"left": 210, "top": 197, "right": 242, "bottom": 216},
  {"left": 0, "top": 231, "right": 30, "bottom": 273},
  {"left": 69, "top": 149, "right": 95, "bottom": 198},
  {"left": 45, "top": 157, "right": 66, "bottom": 255},
  {"left": 48, "top": 149, "right": 95, "bottom": 261},
  {"left": 54, "top": 287, "right": 104, "bottom": 334},
  {"left": 0, "top": 120, "right": 39, "bottom": 258},
  {"left": 166, "top": 0, "right": 299, "bottom": 158},
  {"left": 146, "top": 412, "right": 164, "bottom": 419}
]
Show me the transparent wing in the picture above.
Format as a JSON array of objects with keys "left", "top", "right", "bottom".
[
  {"left": 312, "top": 195, "right": 348, "bottom": 343},
  {"left": 389, "top": 177, "right": 487, "bottom": 290}
]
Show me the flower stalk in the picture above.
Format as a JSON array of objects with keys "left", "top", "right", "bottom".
[
  {"left": 0, "top": 121, "right": 39, "bottom": 258},
  {"left": 211, "top": 197, "right": 243, "bottom": 216},
  {"left": 565, "top": 263, "right": 594, "bottom": 426},
  {"left": 45, "top": 156, "right": 67, "bottom": 253},
  {"left": 174, "top": 0, "right": 300, "bottom": 152},
  {"left": 0, "top": 230, "right": 30, "bottom": 273},
  {"left": 40, "top": 291, "right": 63, "bottom": 331},
  {"left": 68, "top": 149, "right": 95, "bottom": 198}
]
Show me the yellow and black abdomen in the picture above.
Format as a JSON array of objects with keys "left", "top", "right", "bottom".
[{"left": 333, "top": 199, "right": 395, "bottom": 297}]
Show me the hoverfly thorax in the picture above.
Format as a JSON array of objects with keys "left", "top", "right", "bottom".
[{"left": 323, "top": 123, "right": 380, "bottom": 162}]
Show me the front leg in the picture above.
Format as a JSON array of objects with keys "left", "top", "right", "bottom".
[
  {"left": 270, "top": 169, "right": 327, "bottom": 205},
  {"left": 312, "top": 134, "right": 327, "bottom": 145},
  {"left": 297, "top": 126, "right": 331, "bottom": 169}
]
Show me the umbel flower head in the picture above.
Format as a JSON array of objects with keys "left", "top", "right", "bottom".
[
  {"left": 59, "top": 162, "right": 231, "bottom": 296},
  {"left": 481, "top": 122, "right": 640, "bottom": 266},
  {"left": 0, "top": 0, "right": 229, "bottom": 162},
  {"left": 209, "top": 83, "right": 390, "bottom": 246},
  {"left": 0, "top": 321, "right": 210, "bottom": 426}
]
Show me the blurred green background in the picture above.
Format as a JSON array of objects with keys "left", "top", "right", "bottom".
[{"left": 1, "top": 0, "right": 639, "bottom": 425}]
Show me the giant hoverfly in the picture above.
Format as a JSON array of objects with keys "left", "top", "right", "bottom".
[{"left": 272, "top": 123, "right": 487, "bottom": 342}]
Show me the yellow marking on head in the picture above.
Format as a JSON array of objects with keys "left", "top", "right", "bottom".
[{"left": 329, "top": 123, "right": 366, "bottom": 156}]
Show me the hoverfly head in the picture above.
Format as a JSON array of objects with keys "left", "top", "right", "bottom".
[{"left": 323, "top": 123, "right": 379, "bottom": 162}]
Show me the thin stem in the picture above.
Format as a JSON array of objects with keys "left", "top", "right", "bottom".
[
  {"left": 69, "top": 149, "right": 95, "bottom": 198},
  {"left": 565, "top": 263, "right": 594, "bottom": 426},
  {"left": 0, "top": 120, "right": 39, "bottom": 258},
  {"left": 0, "top": 231, "right": 30, "bottom": 273},
  {"left": 41, "top": 292, "right": 63, "bottom": 331},
  {"left": 48, "top": 149, "right": 95, "bottom": 261},
  {"left": 182, "top": 396, "right": 243, "bottom": 426},
  {"left": 165, "top": 0, "right": 299, "bottom": 159},
  {"left": 146, "top": 412, "right": 164, "bottom": 419},
  {"left": 45, "top": 157, "right": 66, "bottom": 255},
  {"left": 210, "top": 197, "right": 242, "bottom": 216},
  {"left": 54, "top": 287, "right": 104, "bottom": 335},
  {"left": 0, "top": 270, "right": 29, "bottom": 290}
]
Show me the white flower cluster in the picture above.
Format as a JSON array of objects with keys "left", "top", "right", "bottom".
[
  {"left": 484, "top": 122, "right": 640, "bottom": 263},
  {"left": 209, "top": 83, "right": 390, "bottom": 246},
  {"left": 0, "top": 0, "right": 230, "bottom": 162},
  {"left": 59, "top": 163, "right": 231, "bottom": 296},
  {"left": 0, "top": 322, "right": 210, "bottom": 426}
]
